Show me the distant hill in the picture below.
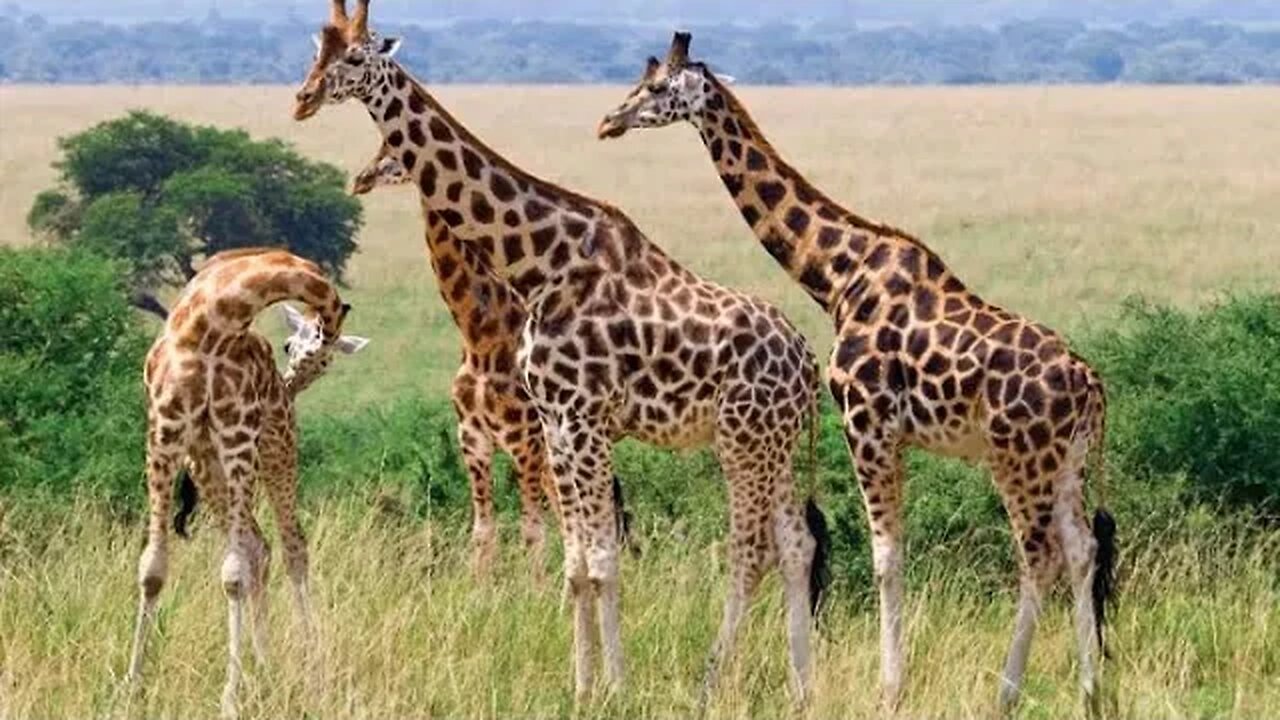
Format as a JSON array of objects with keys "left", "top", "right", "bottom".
[
  {"left": 2, "top": 10, "right": 1279, "bottom": 85},
  {"left": 16, "top": 0, "right": 1280, "bottom": 25}
]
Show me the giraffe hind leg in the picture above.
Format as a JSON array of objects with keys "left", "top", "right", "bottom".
[{"left": 127, "top": 437, "right": 185, "bottom": 686}]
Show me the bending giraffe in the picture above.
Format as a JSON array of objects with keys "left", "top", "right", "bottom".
[
  {"left": 598, "top": 32, "right": 1118, "bottom": 714},
  {"left": 352, "top": 145, "right": 635, "bottom": 572},
  {"left": 128, "top": 248, "right": 368, "bottom": 719},
  {"left": 294, "top": 1, "right": 830, "bottom": 705}
]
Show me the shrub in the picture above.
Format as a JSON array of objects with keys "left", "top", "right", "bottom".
[
  {"left": 1087, "top": 294, "right": 1280, "bottom": 518},
  {"left": 0, "top": 247, "right": 149, "bottom": 509}
]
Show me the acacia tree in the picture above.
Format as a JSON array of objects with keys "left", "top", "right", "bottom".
[{"left": 28, "top": 111, "right": 361, "bottom": 318}]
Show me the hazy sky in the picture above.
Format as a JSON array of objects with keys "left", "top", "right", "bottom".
[{"left": 15, "top": 0, "right": 1280, "bottom": 25}]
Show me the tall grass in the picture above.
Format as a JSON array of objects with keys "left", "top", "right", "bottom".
[{"left": 1, "top": 499, "right": 1276, "bottom": 719}]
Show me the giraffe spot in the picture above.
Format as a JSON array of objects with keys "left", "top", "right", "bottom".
[
  {"left": 511, "top": 268, "right": 546, "bottom": 297},
  {"left": 721, "top": 173, "right": 744, "bottom": 196},
  {"left": 973, "top": 312, "right": 997, "bottom": 334},
  {"left": 401, "top": 149, "right": 417, "bottom": 171},
  {"left": 383, "top": 97, "right": 403, "bottom": 120},
  {"left": 727, "top": 140, "right": 743, "bottom": 160},
  {"left": 408, "top": 90, "right": 427, "bottom": 113},
  {"left": 723, "top": 117, "right": 740, "bottom": 136},
  {"left": 989, "top": 348, "right": 1015, "bottom": 373},
  {"left": 563, "top": 217, "right": 588, "bottom": 238},
  {"left": 549, "top": 242, "right": 571, "bottom": 270},
  {"left": 927, "top": 254, "right": 946, "bottom": 279},
  {"left": 817, "top": 226, "right": 843, "bottom": 249},
  {"left": 1049, "top": 396, "right": 1073, "bottom": 422},
  {"left": 502, "top": 234, "right": 525, "bottom": 265},
  {"left": 756, "top": 181, "right": 787, "bottom": 210},
  {"left": 865, "top": 243, "right": 890, "bottom": 270},
  {"left": 913, "top": 287, "right": 938, "bottom": 320},
  {"left": 761, "top": 230, "right": 792, "bottom": 265},
  {"left": 784, "top": 207, "right": 811, "bottom": 234},
  {"left": 524, "top": 199, "right": 552, "bottom": 222},
  {"left": 885, "top": 274, "right": 910, "bottom": 297},
  {"left": 1027, "top": 422, "right": 1052, "bottom": 449},
  {"left": 746, "top": 147, "right": 768, "bottom": 171},
  {"left": 462, "top": 148, "right": 485, "bottom": 180},
  {"left": 798, "top": 264, "right": 831, "bottom": 298},
  {"left": 1018, "top": 325, "right": 1043, "bottom": 350},
  {"left": 429, "top": 116, "right": 454, "bottom": 142},
  {"left": 503, "top": 209, "right": 521, "bottom": 227},
  {"left": 854, "top": 295, "right": 879, "bottom": 323},
  {"left": 709, "top": 138, "right": 724, "bottom": 161},
  {"left": 898, "top": 246, "right": 921, "bottom": 276},
  {"left": 490, "top": 172, "right": 517, "bottom": 202},
  {"left": 437, "top": 148, "right": 458, "bottom": 170},
  {"left": 471, "top": 192, "right": 496, "bottom": 224},
  {"left": 406, "top": 119, "right": 426, "bottom": 146},
  {"left": 387, "top": 130, "right": 404, "bottom": 147},
  {"left": 855, "top": 357, "right": 882, "bottom": 386},
  {"left": 832, "top": 253, "right": 853, "bottom": 274},
  {"left": 634, "top": 375, "right": 658, "bottom": 398},
  {"left": 446, "top": 182, "right": 463, "bottom": 202},
  {"left": 907, "top": 328, "right": 930, "bottom": 359},
  {"left": 440, "top": 209, "right": 465, "bottom": 227},
  {"left": 530, "top": 227, "right": 557, "bottom": 256},
  {"left": 740, "top": 204, "right": 761, "bottom": 227},
  {"left": 922, "top": 352, "right": 951, "bottom": 375},
  {"left": 1003, "top": 375, "right": 1024, "bottom": 405},
  {"left": 887, "top": 303, "right": 910, "bottom": 328},
  {"left": 419, "top": 162, "right": 440, "bottom": 193}
]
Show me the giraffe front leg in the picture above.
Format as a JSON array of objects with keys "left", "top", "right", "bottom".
[
  {"left": 127, "top": 438, "right": 184, "bottom": 687},
  {"left": 546, "top": 416, "right": 625, "bottom": 704},
  {"left": 845, "top": 424, "right": 908, "bottom": 710},
  {"left": 453, "top": 389, "right": 498, "bottom": 578}
]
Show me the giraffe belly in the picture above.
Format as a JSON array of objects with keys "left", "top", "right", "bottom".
[{"left": 612, "top": 393, "right": 718, "bottom": 451}]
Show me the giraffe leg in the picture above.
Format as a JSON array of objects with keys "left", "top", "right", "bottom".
[
  {"left": 698, "top": 462, "right": 769, "bottom": 708},
  {"left": 456, "top": 404, "right": 498, "bottom": 577},
  {"left": 773, "top": 482, "right": 817, "bottom": 703},
  {"left": 127, "top": 437, "right": 184, "bottom": 686},
  {"left": 546, "top": 417, "right": 622, "bottom": 703},
  {"left": 263, "top": 459, "right": 314, "bottom": 634},
  {"left": 845, "top": 427, "right": 907, "bottom": 709},
  {"left": 992, "top": 460, "right": 1063, "bottom": 714},
  {"left": 246, "top": 513, "right": 272, "bottom": 668},
  {"left": 216, "top": 436, "right": 261, "bottom": 720},
  {"left": 511, "top": 442, "right": 549, "bottom": 578},
  {"left": 1056, "top": 472, "right": 1102, "bottom": 714}
]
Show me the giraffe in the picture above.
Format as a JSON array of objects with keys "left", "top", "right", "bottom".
[
  {"left": 127, "top": 248, "right": 368, "bottom": 719},
  {"left": 293, "top": 1, "right": 830, "bottom": 704},
  {"left": 598, "top": 32, "right": 1118, "bottom": 714},
  {"left": 352, "top": 143, "right": 637, "bottom": 571}
]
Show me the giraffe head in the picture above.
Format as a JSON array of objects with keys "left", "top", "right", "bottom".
[
  {"left": 294, "top": 0, "right": 402, "bottom": 121},
  {"left": 352, "top": 144, "right": 411, "bottom": 195},
  {"left": 598, "top": 32, "right": 725, "bottom": 139},
  {"left": 280, "top": 303, "right": 370, "bottom": 393}
]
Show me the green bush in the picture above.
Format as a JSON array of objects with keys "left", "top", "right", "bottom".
[
  {"left": 1087, "top": 295, "right": 1280, "bottom": 518},
  {"left": 0, "top": 247, "right": 149, "bottom": 508}
]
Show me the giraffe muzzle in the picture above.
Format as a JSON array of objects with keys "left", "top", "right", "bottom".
[{"left": 596, "top": 115, "right": 629, "bottom": 140}]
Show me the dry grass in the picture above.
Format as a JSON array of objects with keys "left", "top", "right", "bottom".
[
  {"left": 1, "top": 85, "right": 1278, "bottom": 414},
  {"left": 1, "top": 501, "right": 1276, "bottom": 720}
]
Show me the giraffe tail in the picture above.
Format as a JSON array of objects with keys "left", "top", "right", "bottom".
[
  {"left": 1084, "top": 373, "right": 1117, "bottom": 656},
  {"left": 173, "top": 468, "right": 199, "bottom": 539},
  {"left": 805, "top": 498, "right": 832, "bottom": 618},
  {"left": 612, "top": 474, "right": 641, "bottom": 558}
]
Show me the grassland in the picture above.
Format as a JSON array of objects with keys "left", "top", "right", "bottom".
[{"left": 1, "top": 86, "right": 1279, "bottom": 719}]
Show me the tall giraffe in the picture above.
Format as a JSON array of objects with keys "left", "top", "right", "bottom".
[
  {"left": 294, "top": 2, "right": 829, "bottom": 704},
  {"left": 598, "top": 33, "right": 1118, "bottom": 714},
  {"left": 129, "top": 248, "right": 368, "bottom": 719}
]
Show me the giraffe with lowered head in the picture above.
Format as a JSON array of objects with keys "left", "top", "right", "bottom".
[
  {"left": 598, "top": 32, "right": 1118, "bottom": 714},
  {"left": 128, "top": 248, "right": 368, "bottom": 718},
  {"left": 352, "top": 144, "right": 636, "bottom": 571},
  {"left": 294, "top": 1, "right": 830, "bottom": 704}
]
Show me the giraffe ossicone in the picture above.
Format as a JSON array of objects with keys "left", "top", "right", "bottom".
[
  {"left": 295, "top": 3, "right": 830, "bottom": 706},
  {"left": 600, "top": 31, "right": 1117, "bottom": 716},
  {"left": 127, "top": 248, "right": 368, "bottom": 720}
]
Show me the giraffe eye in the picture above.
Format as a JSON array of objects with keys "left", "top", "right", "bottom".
[{"left": 647, "top": 83, "right": 667, "bottom": 94}]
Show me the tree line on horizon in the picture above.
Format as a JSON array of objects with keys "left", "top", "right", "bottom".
[{"left": 2, "top": 12, "right": 1279, "bottom": 85}]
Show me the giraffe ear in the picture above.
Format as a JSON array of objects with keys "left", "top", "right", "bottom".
[
  {"left": 335, "top": 335, "right": 371, "bottom": 354},
  {"left": 377, "top": 36, "right": 401, "bottom": 58},
  {"left": 312, "top": 33, "right": 324, "bottom": 52},
  {"left": 715, "top": 73, "right": 737, "bottom": 85},
  {"left": 281, "top": 303, "right": 307, "bottom": 332}
]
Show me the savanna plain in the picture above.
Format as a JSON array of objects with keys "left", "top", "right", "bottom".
[{"left": 1, "top": 86, "right": 1278, "bottom": 719}]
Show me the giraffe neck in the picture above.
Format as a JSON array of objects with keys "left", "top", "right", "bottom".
[
  {"left": 363, "top": 64, "right": 609, "bottom": 305},
  {"left": 423, "top": 213, "right": 521, "bottom": 351},
  {"left": 179, "top": 252, "right": 344, "bottom": 340},
  {"left": 692, "top": 77, "right": 911, "bottom": 314}
]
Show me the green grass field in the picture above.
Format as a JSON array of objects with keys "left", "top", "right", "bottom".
[{"left": 1, "top": 86, "right": 1279, "bottom": 719}]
